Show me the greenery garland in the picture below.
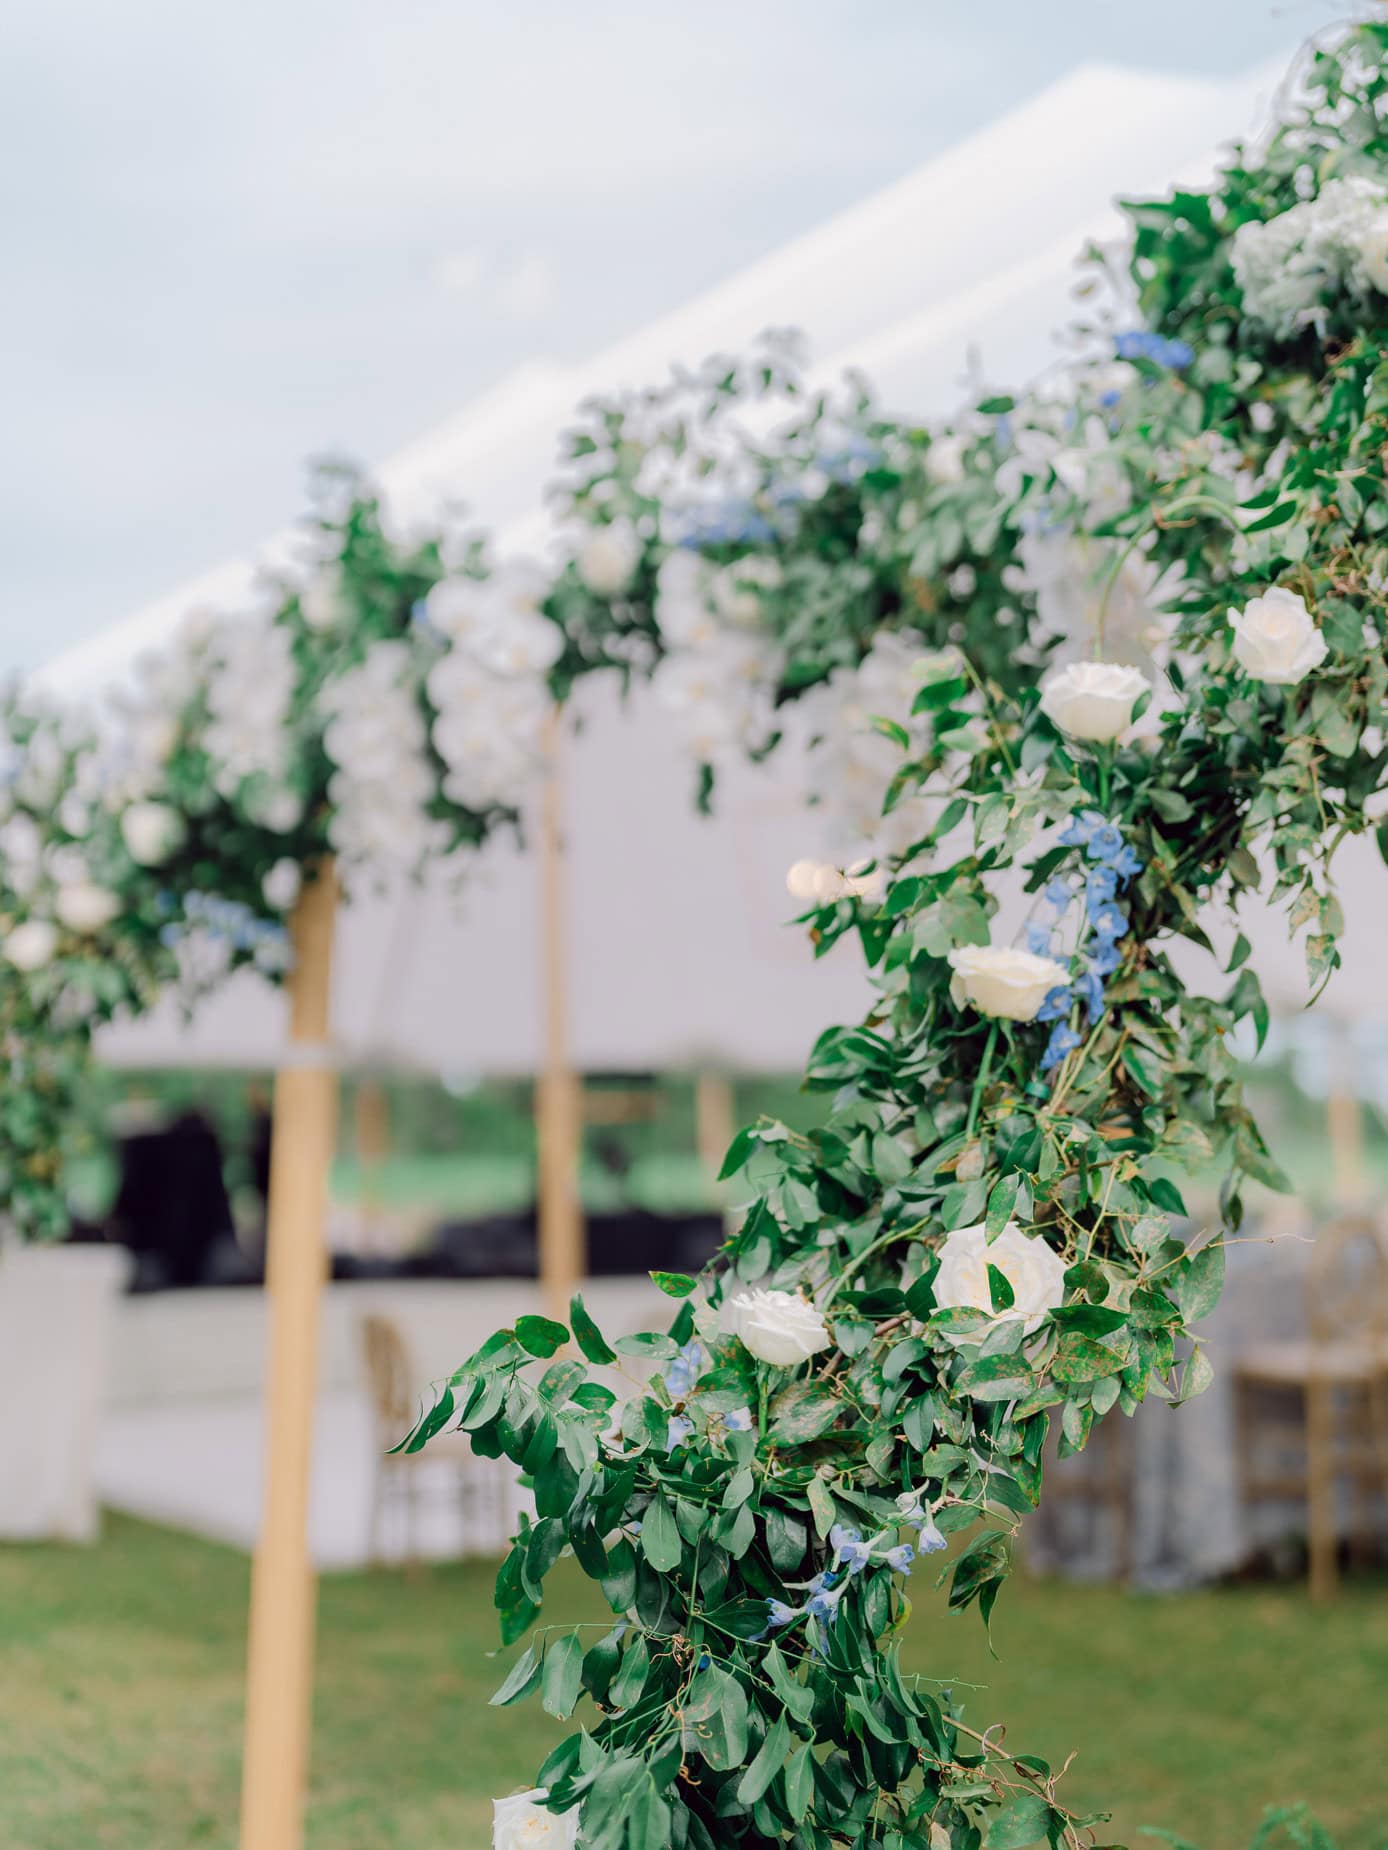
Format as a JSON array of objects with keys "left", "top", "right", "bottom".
[
  {"left": 0, "top": 23, "right": 1383, "bottom": 1841},
  {"left": 409, "top": 25, "right": 1386, "bottom": 1849}
]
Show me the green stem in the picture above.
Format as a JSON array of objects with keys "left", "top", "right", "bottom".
[{"left": 965, "top": 1020, "right": 1000, "bottom": 1143}]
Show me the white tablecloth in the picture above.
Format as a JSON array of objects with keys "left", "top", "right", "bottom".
[{"left": 0, "top": 1242, "right": 129, "bottom": 1541}]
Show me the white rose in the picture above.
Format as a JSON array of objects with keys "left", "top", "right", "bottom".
[
  {"left": 731, "top": 1288, "right": 831, "bottom": 1367},
  {"left": 262, "top": 859, "right": 302, "bottom": 912},
  {"left": 54, "top": 883, "right": 120, "bottom": 933},
  {"left": 3, "top": 919, "right": 59, "bottom": 972},
  {"left": 121, "top": 801, "right": 186, "bottom": 866},
  {"left": 947, "top": 944, "right": 1068, "bottom": 1023},
  {"left": 575, "top": 521, "right": 641, "bottom": 597},
  {"left": 1228, "top": 587, "right": 1328, "bottom": 686},
  {"left": 710, "top": 556, "right": 782, "bottom": 627},
  {"left": 925, "top": 433, "right": 966, "bottom": 485},
  {"left": 1039, "top": 661, "right": 1150, "bottom": 742},
  {"left": 493, "top": 1789, "right": 579, "bottom": 1849},
  {"left": 786, "top": 859, "right": 825, "bottom": 901},
  {"left": 932, "top": 1220, "right": 1067, "bottom": 1343},
  {"left": 1357, "top": 214, "right": 1388, "bottom": 293}
]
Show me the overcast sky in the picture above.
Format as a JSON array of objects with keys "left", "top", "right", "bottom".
[{"left": 3, "top": 1, "right": 1325, "bottom": 670}]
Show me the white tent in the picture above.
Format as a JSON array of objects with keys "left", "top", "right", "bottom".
[{"left": 43, "top": 51, "right": 1349, "bottom": 1081}]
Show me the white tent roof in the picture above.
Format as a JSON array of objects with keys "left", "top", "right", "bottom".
[{"left": 51, "top": 48, "right": 1370, "bottom": 1077}]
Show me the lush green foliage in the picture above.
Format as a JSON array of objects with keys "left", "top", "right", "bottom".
[{"left": 400, "top": 26, "right": 1388, "bottom": 1849}]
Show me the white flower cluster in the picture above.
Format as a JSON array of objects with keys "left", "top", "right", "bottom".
[
  {"left": 1231, "top": 174, "right": 1388, "bottom": 338},
  {"left": 648, "top": 550, "right": 784, "bottom": 766},
  {"left": 201, "top": 615, "right": 299, "bottom": 813},
  {"left": 423, "top": 562, "right": 559, "bottom": 811},
  {"left": 797, "top": 633, "right": 946, "bottom": 861},
  {"left": 320, "top": 641, "right": 447, "bottom": 876}
]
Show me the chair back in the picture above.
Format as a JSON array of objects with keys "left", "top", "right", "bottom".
[
  {"left": 361, "top": 1313, "right": 415, "bottom": 1439},
  {"left": 1306, "top": 1210, "right": 1388, "bottom": 1348}
]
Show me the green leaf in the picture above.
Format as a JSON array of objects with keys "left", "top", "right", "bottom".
[
  {"left": 489, "top": 1644, "right": 541, "bottom": 1707},
  {"left": 737, "top": 1712, "right": 791, "bottom": 1805},
  {"left": 986, "top": 1793, "right": 1055, "bottom": 1847},
  {"left": 514, "top": 1315, "right": 568, "bottom": 1358},
  {"left": 986, "top": 1264, "right": 1015, "bottom": 1313},
  {"left": 955, "top": 1352, "right": 1034, "bottom": 1401},
  {"left": 770, "top": 1379, "right": 843, "bottom": 1443},
  {"left": 783, "top": 1741, "right": 815, "bottom": 1822},
  {"left": 986, "top": 1171, "right": 1019, "bottom": 1234},
  {"left": 681, "top": 1666, "right": 748, "bottom": 1772},
  {"left": 540, "top": 1631, "right": 584, "bottom": 1720},
  {"left": 640, "top": 1496, "right": 682, "bottom": 1573},
  {"left": 650, "top": 1270, "right": 698, "bottom": 1298},
  {"left": 1172, "top": 1240, "right": 1225, "bottom": 1322}
]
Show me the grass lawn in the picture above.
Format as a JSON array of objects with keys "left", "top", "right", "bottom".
[{"left": 1, "top": 1514, "right": 1384, "bottom": 1849}]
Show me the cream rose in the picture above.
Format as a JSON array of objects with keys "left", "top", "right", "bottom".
[
  {"left": 925, "top": 433, "right": 966, "bottom": 485},
  {"left": 1228, "top": 587, "right": 1328, "bottom": 686},
  {"left": 1039, "top": 661, "right": 1150, "bottom": 742},
  {"left": 731, "top": 1288, "right": 831, "bottom": 1367},
  {"left": 1358, "top": 215, "right": 1388, "bottom": 293},
  {"left": 54, "top": 883, "right": 120, "bottom": 934},
  {"left": 786, "top": 859, "right": 883, "bottom": 905},
  {"left": 492, "top": 1788, "right": 579, "bottom": 1849},
  {"left": 262, "top": 859, "right": 302, "bottom": 913},
  {"left": 3, "top": 919, "right": 59, "bottom": 972},
  {"left": 932, "top": 1220, "right": 1067, "bottom": 1342},
  {"left": 121, "top": 801, "right": 186, "bottom": 866},
  {"left": 575, "top": 521, "right": 641, "bottom": 597},
  {"left": 710, "top": 555, "right": 782, "bottom": 626},
  {"left": 947, "top": 944, "right": 1068, "bottom": 1023},
  {"left": 299, "top": 566, "right": 350, "bottom": 632}
]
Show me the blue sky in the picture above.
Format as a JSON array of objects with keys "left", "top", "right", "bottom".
[{"left": 2, "top": 2, "right": 1323, "bottom": 668}]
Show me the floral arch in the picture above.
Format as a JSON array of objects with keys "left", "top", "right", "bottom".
[{"left": 3, "top": 20, "right": 1387, "bottom": 1849}]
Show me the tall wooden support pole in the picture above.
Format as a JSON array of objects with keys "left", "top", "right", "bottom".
[
  {"left": 537, "top": 715, "right": 585, "bottom": 1324},
  {"left": 353, "top": 1076, "right": 391, "bottom": 1247},
  {"left": 240, "top": 862, "right": 340, "bottom": 1850}
]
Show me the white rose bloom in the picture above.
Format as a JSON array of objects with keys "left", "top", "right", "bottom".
[
  {"left": 470, "top": 564, "right": 564, "bottom": 678},
  {"left": 1039, "top": 661, "right": 1150, "bottom": 742},
  {"left": 710, "top": 555, "right": 782, "bottom": 627},
  {"left": 575, "top": 521, "right": 641, "bottom": 597},
  {"left": 786, "top": 859, "right": 825, "bottom": 902},
  {"left": 1359, "top": 215, "right": 1388, "bottom": 293},
  {"left": 3, "top": 918, "right": 59, "bottom": 972},
  {"left": 652, "top": 550, "right": 719, "bottom": 650},
  {"left": 932, "top": 1220, "right": 1067, "bottom": 1343},
  {"left": 947, "top": 944, "right": 1068, "bottom": 1023},
  {"left": 731, "top": 1288, "right": 831, "bottom": 1367},
  {"left": 492, "top": 1789, "right": 579, "bottom": 1849},
  {"left": 925, "top": 433, "right": 966, "bottom": 485},
  {"left": 121, "top": 801, "right": 186, "bottom": 866},
  {"left": 54, "top": 883, "right": 120, "bottom": 934},
  {"left": 1228, "top": 587, "right": 1328, "bottom": 686},
  {"left": 262, "top": 859, "right": 302, "bottom": 913}
]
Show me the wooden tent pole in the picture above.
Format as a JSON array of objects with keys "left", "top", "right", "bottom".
[
  {"left": 240, "top": 860, "right": 340, "bottom": 1850},
  {"left": 537, "top": 713, "right": 584, "bottom": 1323}
]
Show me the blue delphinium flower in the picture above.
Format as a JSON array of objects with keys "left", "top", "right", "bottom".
[
  {"left": 911, "top": 1509, "right": 948, "bottom": 1554},
  {"left": 1058, "top": 814, "right": 1094, "bottom": 849},
  {"left": 1036, "top": 984, "right": 1073, "bottom": 1023},
  {"left": 722, "top": 1405, "right": 754, "bottom": 1433},
  {"left": 1115, "top": 329, "right": 1193, "bottom": 370},
  {"left": 884, "top": 1543, "right": 915, "bottom": 1573},
  {"left": 1090, "top": 901, "right": 1129, "bottom": 942},
  {"left": 1086, "top": 822, "right": 1125, "bottom": 864},
  {"left": 1085, "top": 866, "right": 1118, "bottom": 907},
  {"left": 766, "top": 1599, "right": 799, "bottom": 1630},
  {"left": 807, "top": 1585, "right": 844, "bottom": 1623},
  {"left": 1044, "top": 878, "right": 1073, "bottom": 911},
  {"left": 829, "top": 1525, "right": 873, "bottom": 1575},
  {"left": 1089, "top": 941, "right": 1123, "bottom": 977},
  {"left": 1111, "top": 843, "right": 1143, "bottom": 881},
  {"left": 1073, "top": 967, "right": 1106, "bottom": 1020},
  {"left": 1041, "top": 1024, "right": 1082, "bottom": 1072},
  {"left": 1025, "top": 921, "right": 1054, "bottom": 957},
  {"left": 663, "top": 1340, "right": 704, "bottom": 1398},
  {"left": 665, "top": 1415, "right": 693, "bottom": 1453}
]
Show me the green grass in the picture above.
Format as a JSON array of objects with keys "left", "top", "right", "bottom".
[{"left": 1, "top": 1515, "right": 1385, "bottom": 1848}]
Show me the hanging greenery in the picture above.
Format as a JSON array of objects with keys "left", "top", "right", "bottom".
[{"left": 405, "top": 24, "right": 1385, "bottom": 1848}]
